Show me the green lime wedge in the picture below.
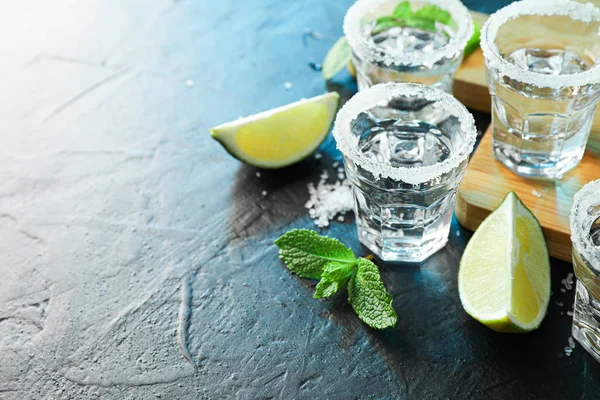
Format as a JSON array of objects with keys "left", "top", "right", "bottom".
[
  {"left": 458, "top": 192, "right": 551, "bottom": 333},
  {"left": 210, "top": 92, "right": 340, "bottom": 169}
]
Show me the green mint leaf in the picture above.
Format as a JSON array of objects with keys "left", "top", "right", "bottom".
[
  {"left": 401, "top": 15, "right": 437, "bottom": 32},
  {"left": 315, "top": 277, "right": 341, "bottom": 299},
  {"left": 322, "top": 261, "right": 355, "bottom": 282},
  {"left": 372, "top": 16, "right": 404, "bottom": 35},
  {"left": 413, "top": 5, "right": 452, "bottom": 26},
  {"left": 464, "top": 19, "right": 481, "bottom": 56},
  {"left": 392, "top": 1, "right": 412, "bottom": 18},
  {"left": 274, "top": 229, "right": 356, "bottom": 279},
  {"left": 314, "top": 261, "right": 355, "bottom": 298},
  {"left": 348, "top": 258, "right": 397, "bottom": 329},
  {"left": 322, "top": 36, "right": 352, "bottom": 81}
]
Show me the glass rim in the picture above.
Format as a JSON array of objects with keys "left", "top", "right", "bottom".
[
  {"left": 332, "top": 83, "right": 477, "bottom": 185},
  {"left": 481, "top": 0, "right": 600, "bottom": 89},
  {"left": 571, "top": 179, "right": 600, "bottom": 271},
  {"left": 343, "top": 0, "right": 473, "bottom": 67}
]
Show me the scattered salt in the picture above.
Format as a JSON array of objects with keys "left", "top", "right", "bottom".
[
  {"left": 284, "top": 82, "right": 293, "bottom": 90},
  {"left": 561, "top": 288, "right": 566, "bottom": 293},
  {"left": 332, "top": 162, "right": 340, "bottom": 168},
  {"left": 337, "top": 167, "right": 345, "bottom": 174},
  {"left": 185, "top": 79, "right": 194, "bottom": 87},
  {"left": 561, "top": 273, "right": 574, "bottom": 291},
  {"left": 555, "top": 301, "right": 564, "bottom": 307},
  {"left": 314, "top": 153, "right": 322, "bottom": 160},
  {"left": 337, "top": 173, "right": 345, "bottom": 180},
  {"left": 261, "top": 190, "right": 267, "bottom": 197},
  {"left": 568, "top": 337, "right": 576, "bottom": 349},
  {"left": 564, "top": 347, "right": 573, "bottom": 356},
  {"left": 531, "top": 189, "right": 542, "bottom": 198},
  {"left": 567, "top": 311, "right": 574, "bottom": 316},
  {"left": 305, "top": 171, "right": 354, "bottom": 228},
  {"left": 456, "top": 230, "right": 461, "bottom": 237},
  {"left": 255, "top": 172, "right": 261, "bottom": 178},
  {"left": 337, "top": 215, "right": 345, "bottom": 222}
]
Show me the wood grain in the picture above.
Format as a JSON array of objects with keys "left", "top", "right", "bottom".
[
  {"left": 456, "top": 126, "right": 600, "bottom": 262},
  {"left": 455, "top": 11, "right": 600, "bottom": 137}
]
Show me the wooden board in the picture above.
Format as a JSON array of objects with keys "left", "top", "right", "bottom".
[
  {"left": 455, "top": 11, "right": 600, "bottom": 137},
  {"left": 455, "top": 126, "right": 600, "bottom": 261}
]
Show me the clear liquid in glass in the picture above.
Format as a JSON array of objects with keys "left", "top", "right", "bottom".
[
  {"left": 353, "top": 25, "right": 462, "bottom": 93},
  {"left": 344, "top": 108, "right": 465, "bottom": 262}
]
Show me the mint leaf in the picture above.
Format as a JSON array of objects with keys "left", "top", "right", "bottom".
[
  {"left": 402, "top": 15, "right": 437, "bottom": 32},
  {"left": 372, "top": 16, "right": 404, "bottom": 35},
  {"left": 322, "top": 36, "right": 352, "bottom": 80},
  {"left": 274, "top": 229, "right": 355, "bottom": 279},
  {"left": 464, "top": 19, "right": 480, "bottom": 56},
  {"left": 372, "top": 3, "right": 452, "bottom": 35},
  {"left": 348, "top": 258, "right": 397, "bottom": 329},
  {"left": 392, "top": 1, "right": 412, "bottom": 18},
  {"left": 413, "top": 5, "right": 452, "bottom": 25},
  {"left": 314, "top": 261, "right": 355, "bottom": 298},
  {"left": 315, "top": 277, "right": 342, "bottom": 298}
]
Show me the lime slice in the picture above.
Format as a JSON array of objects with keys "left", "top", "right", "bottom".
[
  {"left": 210, "top": 92, "right": 340, "bottom": 169},
  {"left": 458, "top": 191, "right": 550, "bottom": 333}
]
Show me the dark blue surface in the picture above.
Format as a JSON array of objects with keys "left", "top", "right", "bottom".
[{"left": 1, "top": 0, "right": 599, "bottom": 398}]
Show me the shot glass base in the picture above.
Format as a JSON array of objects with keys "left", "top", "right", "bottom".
[
  {"left": 493, "top": 141, "right": 582, "bottom": 180},
  {"left": 357, "top": 225, "right": 448, "bottom": 263},
  {"left": 572, "top": 280, "right": 600, "bottom": 363}
]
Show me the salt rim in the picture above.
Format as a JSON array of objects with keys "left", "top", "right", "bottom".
[
  {"left": 343, "top": 0, "right": 473, "bottom": 67},
  {"left": 481, "top": 0, "right": 600, "bottom": 89},
  {"left": 332, "top": 83, "right": 477, "bottom": 185},
  {"left": 570, "top": 179, "right": 600, "bottom": 272}
]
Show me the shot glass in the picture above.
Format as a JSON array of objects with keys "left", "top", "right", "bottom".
[
  {"left": 570, "top": 179, "right": 600, "bottom": 362},
  {"left": 481, "top": 1, "right": 600, "bottom": 179},
  {"left": 333, "top": 83, "right": 477, "bottom": 262},
  {"left": 343, "top": 0, "right": 473, "bottom": 93}
]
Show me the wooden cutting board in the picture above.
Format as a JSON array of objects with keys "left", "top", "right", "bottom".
[
  {"left": 455, "top": 12, "right": 600, "bottom": 137},
  {"left": 455, "top": 126, "right": 600, "bottom": 262}
]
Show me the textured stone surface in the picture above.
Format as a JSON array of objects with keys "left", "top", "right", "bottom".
[{"left": 0, "top": 0, "right": 599, "bottom": 399}]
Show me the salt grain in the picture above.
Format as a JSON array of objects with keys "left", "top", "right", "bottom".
[
  {"left": 314, "top": 153, "right": 322, "bottom": 160},
  {"left": 284, "top": 82, "right": 293, "bottom": 90},
  {"left": 261, "top": 190, "right": 267, "bottom": 197},
  {"left": 567, "top": 311, "right": 574, "bottom": 316},
  {"left": 305, "top": 171, "right": 354, "bottom": 228},
  {"left": 564, "top": 347, "right": 573, "bottom": 356},
  {"left": 256, "top": 172, "right": 261, "bottom": 178},
  {"left": 555, "top": 301, "right": 564, "bottom": 307},
  {"left": 185, "top": 79, "right": 194, "bottom": 87}
]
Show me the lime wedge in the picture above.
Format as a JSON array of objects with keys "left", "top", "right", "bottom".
[
  {"left": 210, "top": 92, "right": 340, "bottom": 169},
  {"left": 458, "top": 192, "right": 550, "bottom": 333}
]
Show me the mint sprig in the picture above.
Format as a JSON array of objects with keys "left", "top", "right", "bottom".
[{"left": 275, "top": 229, "right": 397, "bottom": 330}]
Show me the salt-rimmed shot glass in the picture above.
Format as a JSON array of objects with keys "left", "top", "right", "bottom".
[
  {"left": 333, "top": 83, "right": 477, "bottom": 262},
  {"left": 344, "top": 0, "right": 473, "bottom": 93},
  {"left": 570, "top": 179, "right": 600, "bottom": 362},
  {"left": 481, "top": 0, "right": 600, "bottom": 179}
]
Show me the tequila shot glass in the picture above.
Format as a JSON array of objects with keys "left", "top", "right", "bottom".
[
  {"left": 333, "top": 83, "right": 477, "bottom": 262},
  {"left": 481, "top": 0, "right": 600, "bottom": 179},
  {"left": 344, "top": 0, "right": 474, "bottom": 93},
  {"left": 571, "top": 179, "right": 600, "bottom": 362}
]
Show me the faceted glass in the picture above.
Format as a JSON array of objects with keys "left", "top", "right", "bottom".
[
  {"left": 344, "top": 0, "right": 473, "bottom": 93},
  {"left": 333, "top": 83, "right": 477, "bottom": 262},
  {"left": 571, "top": 179, "right": 600, "bottom": 362},
  {"left": 481, "top": 1, "right": 600, "bottom": 179}
]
